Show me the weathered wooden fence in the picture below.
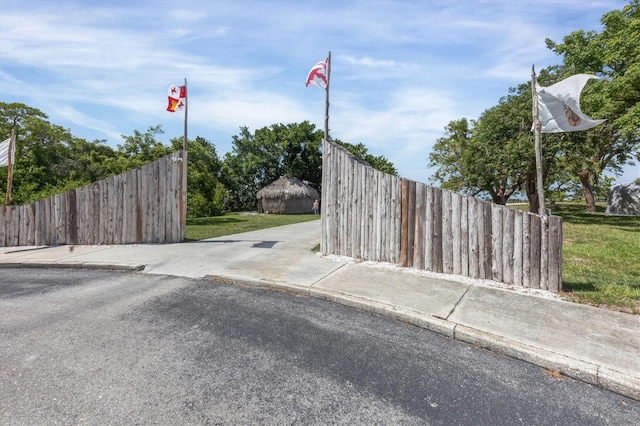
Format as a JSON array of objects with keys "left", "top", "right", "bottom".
[
  {"left": 321, "top": 140, "right": 563, "bottom": 292},
  {"left": 0, "top": 150, "right": 187, "bottom": 246}
]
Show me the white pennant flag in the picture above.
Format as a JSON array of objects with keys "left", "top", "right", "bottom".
[
  {"left": 536, "top": 74, "right": 606, "bottom": 133},
  {"left": 0, "top": 137, "right": 14, "bottom": 167}
]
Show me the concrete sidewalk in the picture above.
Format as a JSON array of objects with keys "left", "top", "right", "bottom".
[{"left": 1, "top": 219, "right": 638, "bottom": 401}]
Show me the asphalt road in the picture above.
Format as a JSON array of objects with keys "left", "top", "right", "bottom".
[{"left": 1, "top": 269, "right": 639, "bottom": 425}]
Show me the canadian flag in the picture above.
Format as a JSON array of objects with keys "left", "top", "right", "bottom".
[{"left": 167, "top": 83, "right": 186, "bottom": 112}]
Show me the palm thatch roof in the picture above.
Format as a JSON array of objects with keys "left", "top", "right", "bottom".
[
  {"left": 256, "top": 175, "right": 319, "bottom": 214},
  {"left": 257, "top": 175, "right": 319, "bottom": 200}
]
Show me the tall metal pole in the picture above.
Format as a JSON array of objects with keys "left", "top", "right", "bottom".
[{"left": 324, "top": 51, "right": 331, "bottom": 141}]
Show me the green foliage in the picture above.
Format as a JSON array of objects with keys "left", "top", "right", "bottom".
[
  {"left": 171, "top": 136, "right": 226, "bottom": 218},
  {"left": 222, "top": 121, "right": 399, "bottom": 211},
  {"left": 0, "top": 102, "right": 117, "bottom": 205},
  {"left": 334, "top": 140, "right": 398, "bottom": 175},
  {"left": 222, "top": 121, "right": 323, "bottom": 211},
  {"left": 428, "top": 118, "right": 472, "bottom": 192}
]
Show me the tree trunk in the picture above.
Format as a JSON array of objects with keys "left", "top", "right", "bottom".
[
  {"left": 525, "top": 169, "right": 539, "bottom": 213},
  {"left": 578, "top": 170, "right": 597, "bottom": 213}
]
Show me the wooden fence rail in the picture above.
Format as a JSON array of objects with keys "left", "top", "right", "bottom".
[
  {"left": 0, "top": 150, "right": 187, "bottom": 246},
  {"left": 321, "top": 140, "right": 563, "bottom": 291}
]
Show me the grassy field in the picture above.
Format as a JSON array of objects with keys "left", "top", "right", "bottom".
[
  {"left": 550, "top": 203, "right": 640, "bottom": 314},
  {"left": 186, "top": 212, "right": 319, "bottom": 241},
  {"left": 186, "top": 204, "right": 639, "bottom": 314}
]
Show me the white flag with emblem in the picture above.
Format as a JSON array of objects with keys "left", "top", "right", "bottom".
[{"left": 536, "top": 74, "right": 605, "bottom": 133}]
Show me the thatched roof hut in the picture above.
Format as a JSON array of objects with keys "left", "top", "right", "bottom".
[{"left": 257, "top": 175, "right": 319, "bottom": 214}]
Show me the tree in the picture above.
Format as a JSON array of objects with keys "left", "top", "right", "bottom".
[
  {"left": 430, "top": 84, "right": 563, "bottom": 210},
  {"left": 171, "top": 136, "right": 226, "bottom": 218},
  {"left": 222, "top": 122, "right": 324, "bottom": 211},
  {"left": 0, "top": 102, "right": 117, "bottom": 204},
  {"left": 222, "top": 121, "right": 399, "bottom": 211},
  {"left": 545, "top": 0, "right": 640, "bottom": 211},
  {"left": 428, "top": 118, "right": 473, "bottom": 193},
  {"left": 334, "top": 140, "right": 398, "bottom": 176}
]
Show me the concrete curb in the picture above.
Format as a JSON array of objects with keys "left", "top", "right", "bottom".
[
  {"left": 0, "top": 261, "right": 146, "bottom": 272},
  {"left": 206, "top": 275, "right": 640, "bottom": 402}
]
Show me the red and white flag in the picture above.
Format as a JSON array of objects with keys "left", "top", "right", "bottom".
[
  {"left": 167, "top": 83, "right": 186, "bottom": 112},
  {"left": 305, "top": 58, "right": 329, "bottom": 89}
]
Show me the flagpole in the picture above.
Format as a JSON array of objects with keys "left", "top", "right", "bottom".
[
  {"left": 5, "top": 128, "right": 15, "bottom": 206},
  {"left": 531, "top": 65, "right": 549, "bottom": 290},
  {"left": 324, "top": 51, "right": 331, "bottom": 141},
  {"left": 183, "top": 78, "right": 188, "bottom": 151},
  {"left": 531, "top": 65, "right": 546, "bottom": 216}
]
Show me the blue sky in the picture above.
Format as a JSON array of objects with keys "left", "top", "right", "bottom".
[{"left": 1, "top": 0, "right": 637, "bottom": 185}]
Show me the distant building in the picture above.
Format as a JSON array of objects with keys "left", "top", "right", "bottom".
[{"left": 257, "top": 175, "right": 319, "bottom": 214}]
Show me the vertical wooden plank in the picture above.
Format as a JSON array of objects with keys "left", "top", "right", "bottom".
[
  {"left": 17, "top": 206, "right": 25, "bottom": 245},
  {"left": 441, "top": 190, "right": 453, "bottom": 274},
  {"left": 6, "top": 207, "right": 17, "bottom": 246},
  {"left": 334, "top": 149, "right": 343, "bottom": 255},
  {"left": 400, "top": 179, "right": 409, "bottom": 267},
  {"left": 451, "top": 192, "right": 462, "bottom": 275},
  {"left": 360, "top": 164, "right": 370, "bottom": 260},
  {"left": 151, "top": 157, "right": 160, "bottom": 244},
  {"left": 406, "top": 180, "right": 416, "bottom": 267},
  {"left": 481, "top": 202, "right": 492, "bottom": 280},
  {"left": 460, "top": 195, "right": 469, "bottom": 277},
  {"left": 491, "top": 204, "right": 503, "bottom": 283},
  {"left": 382, "top": 173, "right": 389, "bottom": 262},
  {"left": 513, "top": 210, "right": 523, "bottom": 287},
  {"left": 384, "top": 174, "right": 394, "bottom": 263},
  {"left": 529, "top": 214, "right": 541, "bottom": 289},
  {"left": 413, "top": 183, "right": 426, "bottom": 270},
  {"left": 467, "top": 197, "right": 479, "bottom": 278},
  {"left": 432, "top": 188, "right": 443, "bottom": 273},
  {"left": 33, "top": 200, "right": 41, "bottom": 246},
  {"left": 136, "top": 168, "right": 145, "bottom": 243},
  {"left": 75, "top": 187, "right": 84, "bottom": 244},
  {"left": 67, "top": 190, "right": 77, "bottom": 245},
  {"left": 92, "top": 182, "right": 101, "bottom": 244},
  {"left": 548, "top": 215, "right": 563, "bottom": 292},
  {"left": 424, "top": 185, "right": 434, "bottom": 271},
  {"left": 375, "top": 171, "right": 384, "bottom": 262},
  {"left": 156, "top": 156, "right": 166, "bottom": 243},
  {"left": 329, "top": 142, "right": 339, "bottom": 255},
  {"left": 104, "top": 179, "right": 113, "bottom": 244},
  {"left": 391, "top": 175, "right": 402, "bottom": 264},
  {"left": 0, "top": 206, "right": 5, "bottom": 246},
  {"left": 522, "top": 213, "right": 531, "bottom": 287},
  {"left": 502, "top": 207, "right": 514, "bottom": 285}
]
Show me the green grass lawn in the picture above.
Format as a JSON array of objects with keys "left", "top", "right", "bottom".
[
  {"left": 186, "top": 212, "right": 319, "bottom": 241},
  {"left": 551, "top": 203, "right": 640, "bottom": 314}
]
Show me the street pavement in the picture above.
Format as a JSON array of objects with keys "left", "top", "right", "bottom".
[{"left": 1, "top": 219, "right": 638, "bottom": 401}]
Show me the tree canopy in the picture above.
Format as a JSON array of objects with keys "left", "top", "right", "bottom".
[{"left": 429, "top": 1, "right": 639, "bottom": 212}]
